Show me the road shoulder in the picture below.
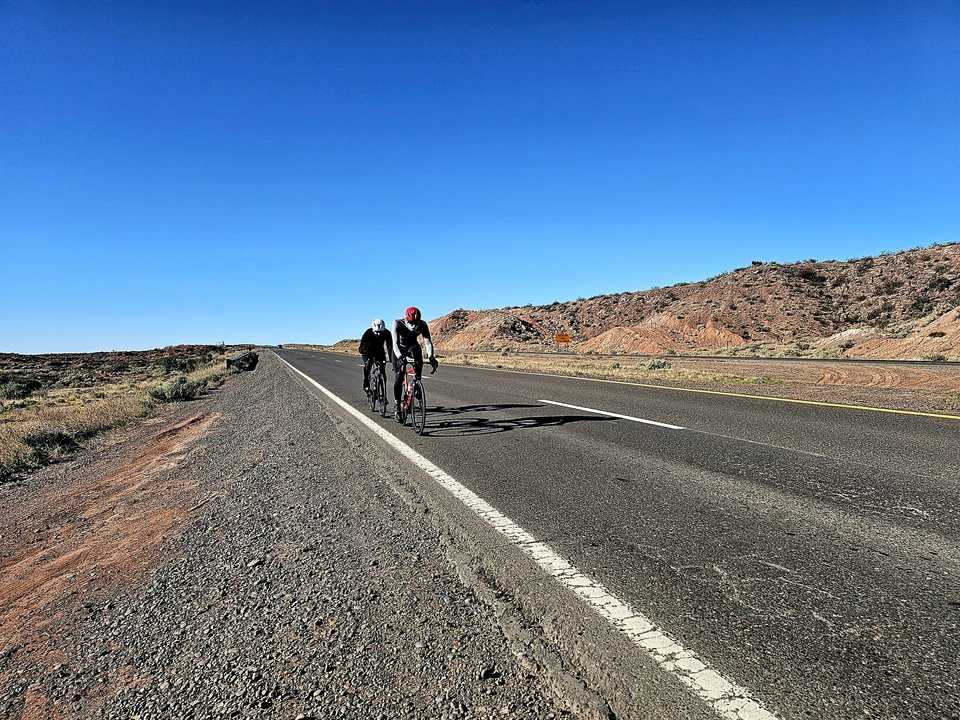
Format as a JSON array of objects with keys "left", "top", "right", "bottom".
[{"left": 0, "top": 352, "right": 570, "bottom": 719}]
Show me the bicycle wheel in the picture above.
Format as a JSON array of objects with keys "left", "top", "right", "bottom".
[
  {"left": 376, "top": 373, "right": 387, "bottom": 417},
  {"left": 411, "top": 380, "right": 427, "bottom": 435},
  {"left": 367, "top": 368, "right": 378, "bottom": 411}
]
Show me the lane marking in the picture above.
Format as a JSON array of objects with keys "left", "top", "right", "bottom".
[
  {"left": 277, "top": 354, "right": 780, "bottom": 720},
  {"left": 444, "top": 362, "right": 960, "bottom": 421},
  {"left": 538, "top": 398, "right": 685, "bottom": 430}
]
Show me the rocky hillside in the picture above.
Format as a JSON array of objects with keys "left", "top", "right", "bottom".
[{"left": 430, "top": 243, "right": 960, "bottom": 360}]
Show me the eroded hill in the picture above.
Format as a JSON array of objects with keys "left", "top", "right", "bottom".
[{"left": 429, "top": 243, "right": 960, "bottom": 359}]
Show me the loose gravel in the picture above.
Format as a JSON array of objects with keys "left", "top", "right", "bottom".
[{"left": 0, "top": 353, "right": 568, "bottom": 719}]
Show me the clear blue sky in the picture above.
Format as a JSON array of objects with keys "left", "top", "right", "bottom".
[{"left": 2, "top": 1, "right": 957, "bottom": 353}]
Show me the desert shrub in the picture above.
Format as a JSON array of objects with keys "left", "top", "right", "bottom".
[
  {"left": 751, "top": 260, "right": 763, "bottom": 266},
  {"left": 928, "top": 276, "right": 953, "bottom": 292},
  {"left": 929, "top": 331, "right": 947, "bottom": 338},
  {"left": 927, "top": 353, "right": 947, "bottom": 363},
  {"left": 148, "top": 376, "right": 206, "bottom": 402},
  {"left": 793, "top": 267, "right": 826, "bottom": 284},
  {"left": 646, "top": 359, "right": 671, "bottom": 370},
  {"left": 610, "top": 362, "right": 621, "bottom": 369},
  {"left": 158, "top": 355, "right": 194, "bottom": 374},
  {"left": 0, "top": 378, "right": 42, "bottom": 400},
  {"left": 879, "top": 279, "right": 903, "bottom": 295}
]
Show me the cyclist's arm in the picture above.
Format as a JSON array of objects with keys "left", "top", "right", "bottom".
[
  {"left": 421, "top": 322, "right": 436, "bottom": 360},
  {"left": 391, "top": 320, "right": 403, "bottom": 360},
  {"left": 383, "top": 330, "right": 394, "bottom": 361}
]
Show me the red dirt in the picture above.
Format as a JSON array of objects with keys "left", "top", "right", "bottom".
[{"left": 0, "top": 412, "right": 220, "bottom": 661}]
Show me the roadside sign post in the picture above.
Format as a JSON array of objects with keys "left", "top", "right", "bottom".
[{"left": 554, "top": 333, "right": 572, "bottom": 352}]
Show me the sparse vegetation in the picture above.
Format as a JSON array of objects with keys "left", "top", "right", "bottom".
[
  {"left": 0, "top": 377, "right": 42, "bottom": 400},
  {"left": 0, "top": 345, "right": 248, "bottom": 482},
  {"left": 793, "top": 267, "right": 826, "bottom": 284},
  {"left": 928, "top": 276, "right": 953, "bottom": 292},
  {"left": 148, "top": 376, "right": 207, "bottom": 402},
  {"left": 879, "top": 279, "right": 903, "bottom": 295},
  {"left": 646, "top": 359, "right": 672, "bottom": 370}
]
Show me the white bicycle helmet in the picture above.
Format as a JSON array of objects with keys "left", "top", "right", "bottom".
[{"left": 371, "top": 318, "right": 385, "bottom": 332}]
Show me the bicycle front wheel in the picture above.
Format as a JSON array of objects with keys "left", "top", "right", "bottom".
[
  {"left": 367, "top": 371, "right": 378, "bottom": 411},
  {"left": 376, "top": 373, "right": 387, "bottom": 417},
  {"left": 411, "top": 381, "right": 427, "bottom": 435}
]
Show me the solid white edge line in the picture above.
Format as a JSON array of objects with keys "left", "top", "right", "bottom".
[
  {"left": 276, "top": 354, "right": 780, "bottom": 720},
  {"left": 538, "top": 398, "right": 685, "bottom": 430}
]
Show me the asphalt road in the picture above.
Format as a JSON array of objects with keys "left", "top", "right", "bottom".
[{"left": 277, "top": 348, "right": 960, "bottom": 720}]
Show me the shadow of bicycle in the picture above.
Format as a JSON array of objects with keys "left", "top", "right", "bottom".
[
  {"left": 424, "top": 412, "right": 615, "bottom": 437},
  {"left": 430, "top": 403, "right": 543, "bottom": 417}
]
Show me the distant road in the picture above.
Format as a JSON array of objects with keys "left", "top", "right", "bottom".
[{"left": 278, "top": 348, "right": 960, "bottom": 720}]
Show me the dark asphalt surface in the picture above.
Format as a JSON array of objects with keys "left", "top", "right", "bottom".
[{"left": 277, "top": 349, "right": 960, "bottom": 720}]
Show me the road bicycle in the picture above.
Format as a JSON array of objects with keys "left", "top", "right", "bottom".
[
  {"left": 396, "top": 355, "right": 436, "bottom": 435},
  {"left": 367, "top": 360, "right": 388, "bottom": 417}
]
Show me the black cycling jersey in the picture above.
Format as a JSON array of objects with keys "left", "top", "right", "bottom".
[
  {"left": 392, "top": 318, "right": 434, "bottom": 359},
  {"left": 359, "top": 328, "right": 391, "bottom": 362}
]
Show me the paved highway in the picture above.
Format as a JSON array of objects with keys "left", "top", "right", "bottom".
[{"left": 277, "top": 348, "right": 960, "bottom": 720}]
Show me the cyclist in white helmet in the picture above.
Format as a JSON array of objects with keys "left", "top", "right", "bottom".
[{"left": 358, "top": 318, "right": 392, "bottom": 396}]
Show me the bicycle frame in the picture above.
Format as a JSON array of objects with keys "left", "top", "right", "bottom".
[{"left": 402, "top": 361, "right": 418, "bottom": 409}]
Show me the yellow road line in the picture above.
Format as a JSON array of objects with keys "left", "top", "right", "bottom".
[{"left": 449, "top": 363, "right": 960, "bottom": 421}]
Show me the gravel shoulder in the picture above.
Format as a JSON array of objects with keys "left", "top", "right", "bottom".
[{"left": 0, "top": 353, "right": 570, "bottom": 719}]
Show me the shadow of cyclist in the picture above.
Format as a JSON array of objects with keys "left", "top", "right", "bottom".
[
  {"left": 423, "top": 413, "right": 615, "bottom": 437},
  {"left": 429, "top": 403, "right": 543, "bottom": 417}
]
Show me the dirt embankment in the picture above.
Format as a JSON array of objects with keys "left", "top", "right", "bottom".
[{"left": 0, "top": 413, "right": 219, "bottom": 655}]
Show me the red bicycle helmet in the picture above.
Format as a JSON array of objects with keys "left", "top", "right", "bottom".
[{"left": 405, "top": 306, "right": 421, "bottom": 322}]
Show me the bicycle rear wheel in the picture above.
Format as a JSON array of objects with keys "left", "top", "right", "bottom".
[{"left": 411, "top": 380, "right": 427, "bottom": 435}]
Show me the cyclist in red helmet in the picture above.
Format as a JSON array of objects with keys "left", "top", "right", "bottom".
[{"left": 392, "top": 307, "right": 438, "bottom": 422}]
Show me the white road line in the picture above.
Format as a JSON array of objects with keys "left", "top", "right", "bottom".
[
  {"left": 538, "top": 398, "right": 685, "bottom": 430},
  {"left": 276, "top": 354, "right": 779, "bottom": 720}
]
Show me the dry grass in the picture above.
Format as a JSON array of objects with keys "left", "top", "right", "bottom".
[
  {"left": 148, "top": 363, "right": 237, "bottom": 403},
  {"left": 0, "top": 349, "right": 243, "bottom": 482},
  {"left": 0, "top": 393, "right": 149, "bottom": 481},
  {"left": 443, "top": 352, "right": 777, "bottom": 387}
]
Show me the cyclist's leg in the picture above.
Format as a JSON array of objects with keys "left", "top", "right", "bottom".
[
  {"left": 393, "top": 355, "right": 405, "bottom": 406},
  {"left": 362, "top": 355, "right": 372, "bottom": 391}
]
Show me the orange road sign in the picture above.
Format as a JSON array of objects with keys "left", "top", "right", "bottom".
[{"left": 555, "top": 334, "right": 572, "bottom": 344}]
